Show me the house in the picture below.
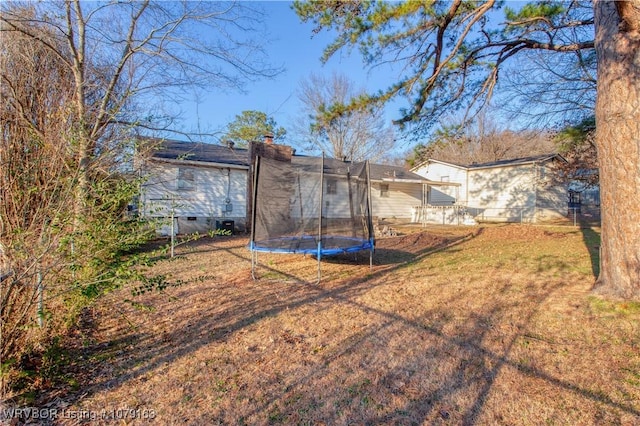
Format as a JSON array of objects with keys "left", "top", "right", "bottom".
[
  {"left": 137, "top": 139, "right": 250, "bottom": 235},
  {"left": 288, "top": 156, "right": 444, "bottom": 221},
  {"left": 138, "top": 139, "right": 572, "bottom": 232},
  {"left": 368, "top": 163, "right": 450, "bottom": 222},
  {"left": 411, "top": 154, "right": 570, "bottom": 223},
  {"left": 137, "top": 138, "right": 452, "bottom": 234}
]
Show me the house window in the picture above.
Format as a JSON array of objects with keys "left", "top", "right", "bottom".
[
  {"left": 326, "top": 178, "right": 337, "bottom": 195},
  {"left": 177, "top": 168, "right": 195, "bottom": 191},
  {"left": 380, "top": 183, "right": 389, "bottom": 198}
]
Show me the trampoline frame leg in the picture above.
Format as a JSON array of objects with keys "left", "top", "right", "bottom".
[
  {"left": 316, "top": 242, "right": 322, "bottom": 284},
  {"left": 251, "top": 249, "right": 258, "bottom": 280}
]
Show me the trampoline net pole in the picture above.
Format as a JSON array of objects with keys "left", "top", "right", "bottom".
[
  {"left": 367, "top": 160, "right": 374, "bottom": 270},
  {"left": 251, "top": 249, "right": 258, "bottom": 280},
  {"left": 317, "top": 153, "right": 325, "bottom": 283},
  {"left": 297, "top": 170, "right": 304, "bottom": 236},
  {"left": 250, "top": 156, "right": 261, "bottom": 280}
]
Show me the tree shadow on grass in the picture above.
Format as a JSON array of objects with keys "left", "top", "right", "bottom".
[
  {"left": 579, "top": 226, "right": 601, "bottom": 279},
  {"left": 29, "top": 233, "right": 473, "bottom": 404},
  {"left": 320, "top": 231, "right": 476, "bottom": 266},
  {"left": 31, "top": 226, "right": 639, "bottom": 425},
  {"left": 234, "top": 269, "right": 639, "bottom": 425}
]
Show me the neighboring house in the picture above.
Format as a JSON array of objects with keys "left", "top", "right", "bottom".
[
  {"left": 411, "top": 154, "right": 569, "bottom": 223},
  {"left": 138, "top": 138, "right": 454, "bottom": 234},
  {"left": 138, "top": 139, "right": 249, "bottom": 235}
]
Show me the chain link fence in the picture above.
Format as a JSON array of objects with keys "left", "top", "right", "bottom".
[{"left": 412, "top": 205, "right": 601, "bottom": 227}]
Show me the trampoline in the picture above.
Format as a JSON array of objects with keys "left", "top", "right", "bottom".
[
  {"left": 251, "top": 235, "right": 373, "bottom": 255},
  {"left": 250, "top": 153, "right": 374, "bottom": 282}
]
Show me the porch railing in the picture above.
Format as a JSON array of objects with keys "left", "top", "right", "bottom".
[{"left": 412, "top": 204, "right": 475, "bottom": 226}]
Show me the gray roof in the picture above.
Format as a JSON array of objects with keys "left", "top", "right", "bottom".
[
  {"left": 149, "top": 138, "right": 249, "bottom": 166},
  {"left": 149, "top": 139, "right": 427, "bottom": 182},
  {"left": 411, "top": 153, "right": 563, "bottom": 171},
  {"left": 466, "top": 154, "right": 562, "bottom": 169},
  {"left": 369, "top": 163, "right": 426, "bottom": 182}
]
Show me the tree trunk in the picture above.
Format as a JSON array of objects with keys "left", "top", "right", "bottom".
[{"left": 593, "top": 0, "right": 640, "bottom": 299}]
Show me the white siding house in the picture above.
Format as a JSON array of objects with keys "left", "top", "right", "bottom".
[
  {"left": 287, "top": 158, "right": 432, "bottom": 222},
  {"left": 369, "top": 164, "right": 425, "bottom": 220},
  {"left": 371, "top": 181, "right": 423, "bottom": 219},
  {"left": 413, "top": 159, "right": 467, "bottom": 206},
  {"left": 138, "top": 139, "right": 249, "bottom": 235},
  {"left": 411, "top": 154, "right": 569, "bottom": 223},
  {"left": 138, "top": 139, "right": 470, "bottom": 234}
]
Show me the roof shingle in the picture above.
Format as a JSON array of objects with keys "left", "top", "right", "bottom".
[
  {"left": 150, "top": 139, "right": 249, "bottom": 166},
  {"left": 148, "top": 139, "right": 428, "bottom": 182}
]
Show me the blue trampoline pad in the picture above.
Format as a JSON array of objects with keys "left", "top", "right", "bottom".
[{"left": 251, "top": 235, "right": 373, "bottom": 256}]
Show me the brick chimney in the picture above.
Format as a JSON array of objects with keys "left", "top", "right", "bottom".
[{"left": 263, "top": 133, "right": 274, "bottom": 145}]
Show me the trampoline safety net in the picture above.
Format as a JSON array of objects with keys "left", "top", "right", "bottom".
[{"left": 250, "top": 155, "right": 374, "bottom": 257}]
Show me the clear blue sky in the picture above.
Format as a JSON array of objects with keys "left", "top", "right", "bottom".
[
  {"left": 172, "top": 1, "right": 537, "bottom": 158},
  {"left": 176, "top": 1, "right": 407, "bottom": 154}
]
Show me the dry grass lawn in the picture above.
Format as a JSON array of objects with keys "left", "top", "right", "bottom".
[{"left": 35, "top": 225, "right": 640, "bottom": 425}]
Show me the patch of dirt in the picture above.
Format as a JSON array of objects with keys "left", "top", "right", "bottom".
[
  {"left": 476, "top": 224, "right": 571, "bottom": 241},
  {"left": 375, "top": 231, "right": 453, "bottom": 254}
]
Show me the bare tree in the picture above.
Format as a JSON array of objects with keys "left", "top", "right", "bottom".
[
  {"left": 0, "top": 0, "right": 282, "bottom": 388},
  {"left": 500, "top": 48, "right": 597, "bottom": 127},
  {"left": 409, "top": 114, "right": 556, "bottom": 166},
  {"left": 1, "top": 11, "right": 80, "bottom": 375},
  {"left": 555, "top": 117, "right": 599, "bottom": 187},
  {"left": 294, "top": 72, "right": 395, "bottom": 162},
  {"left": 1, "top": 1, "right": 281, "bottom": 218}
]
